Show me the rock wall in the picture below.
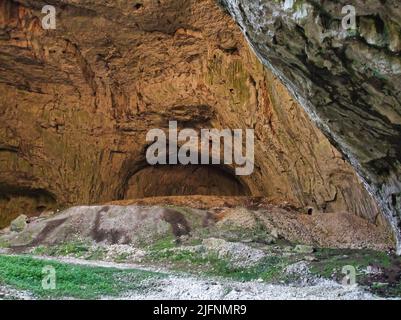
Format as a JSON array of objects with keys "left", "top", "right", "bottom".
[
  {"left": 0, "top": 0, "right": 384, "bottom": 232},
  {"left": 219, "top": 0, "right": 401, "bottom": 252}
]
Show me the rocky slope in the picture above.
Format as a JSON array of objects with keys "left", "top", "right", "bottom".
[
  {"left": 0, "top": 201, "right": 393, "bottom": 251},
  {"left": 219, "top": 0, "right": 401, "bottom": 252},
  {"left": 0, "top": 0, "right": 385, "bottom": 239}
]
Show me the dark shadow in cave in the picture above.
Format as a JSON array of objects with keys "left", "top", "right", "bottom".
[
  {"left": 0, "top": 185, "right": 57, "bottom": 228},
  {"left": 121, "top": 164, "right": 251, "bottom": 199}
]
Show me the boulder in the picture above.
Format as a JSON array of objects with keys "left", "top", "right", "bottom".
[
  {"left": 10, "top": 215, "right": 28, "bottom": 233},
  {"left": 293, "top": 245, "right": 314, "bottom": 254}
]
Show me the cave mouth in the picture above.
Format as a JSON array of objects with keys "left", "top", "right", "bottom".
[
  {"left": 0, "top": 185, "right": 57, "bottom": 228},
  {"left": 123, "top": 165, "right": 250, "bottom": 199}
]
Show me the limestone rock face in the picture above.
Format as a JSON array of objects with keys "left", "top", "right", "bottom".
[
  {"left": 0, "top": 0, "right": 385, "bottom": 236},
  {"left": 219, "top": 0, "right": 401, "bottom": 251}
]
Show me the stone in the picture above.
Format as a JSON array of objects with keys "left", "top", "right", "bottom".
[
  {"left": 293, "top": 245, "right": 315, "bottom": 254},
  {"left": 271, "top": 229, "right": 279, "bottom": 239},
  {"left": 0, "top": 227, "right": 10, "bottom": 235},
  {"left": 10, "top": 215, "right": 27, "bottom": 233},
  {"left": 365, "top": 265, "right": 383, "bottom": 275},
  {"left": 304, "top": 255, "right": 318, "bottom": 262},
  {"left": 284, "top": 246, "right": 294, "bottom": 252},
  {"left": 201, "top": 238, "right": 266, "bottom": 267},
  {"left": 39, "top": 211, "right": 55, "bottom": 219}
]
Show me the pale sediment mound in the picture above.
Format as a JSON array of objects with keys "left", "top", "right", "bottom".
[{"left": 0, "top": 200, "right": 393, "bottom": 252}]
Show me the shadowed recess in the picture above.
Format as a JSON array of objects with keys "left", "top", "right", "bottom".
[{"left": 123, "top": 165, "right": 251, "bottom": 198}]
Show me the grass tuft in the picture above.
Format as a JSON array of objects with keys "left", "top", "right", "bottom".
[{"left": 0, "top": 255, "right": 164, "bottom": 299}]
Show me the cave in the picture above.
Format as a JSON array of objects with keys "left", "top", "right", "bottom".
[
  {"left": 123, "top": 165, "right": 250, "bottom": 199},
  {"left": 2, "top": 0, "right": 401, "bottom": 300},
  {"left": 0, "top": 0, "right": 399, "bottom": 253},
  {"left": 0, "top": 185, "right": 57, "bottom": 227}
]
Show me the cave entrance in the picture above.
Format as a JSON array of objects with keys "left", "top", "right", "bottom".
[
  {"left": 123, "top": 165, "right": 250, "bottom": 199},
  {"left": 0, "top": 186, "right": 57, "bottom": 228}
]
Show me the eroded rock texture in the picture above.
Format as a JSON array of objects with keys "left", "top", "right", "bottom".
[
  {"left": 0, "top": 0, "right": 387, "bottom": 240},
  {"left": 219, "top": 0, "right": 401, "bottom": 252}
]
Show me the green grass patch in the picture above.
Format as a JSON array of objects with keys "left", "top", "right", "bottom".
[
  {"left": 204, "top": 255, "right": 288, "bottom": 282},
  {"left": 33, "top": 242, "right": 91, "bottom": 258},
  {"left": 113, "top": 252, "right": 131, "bottom": 263},
  {"left": 0, "top": 239, "right": 10, "bottom": 248},
  {"left": 85, "top": 247, "right": 107, "bottom": 261},
  {"left": 149, "top": 235, "right": 177, "bottom": 251},
  {"left": 32, "top": 242, "right": 108, "bottom": 261},
  {"left": 310, "top": 248, "right": 401, "bottom": 297},
  {"left": 310, "top": 248, "right": 392, "bottom": 278},
  {"left": 0, "top": 254, "right": 164, "bottom": 299},
  {"left": 147, "top": 247, "right": 289, "bottom": 282}
]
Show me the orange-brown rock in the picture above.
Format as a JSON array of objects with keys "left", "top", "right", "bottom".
[{"left": 0, "top": 0, "right": 387, "bottom": 237}]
